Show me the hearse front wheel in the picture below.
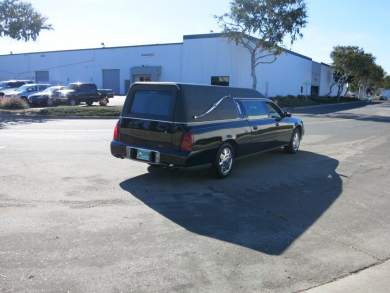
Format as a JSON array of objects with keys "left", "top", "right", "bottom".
[
  {"left": 213, "top": 143, "right": 234, "bottom": 178},
  {"left": 286, "top": 128, "right": 301, "bottom": 154}
]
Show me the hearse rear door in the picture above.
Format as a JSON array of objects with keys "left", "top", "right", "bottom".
[{"left": 120, "top": 84, "right": 178, "bottom": 150}]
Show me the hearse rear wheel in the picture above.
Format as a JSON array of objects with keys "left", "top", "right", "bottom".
[
  {"left": 285, "top": 128, "right": 301, "bottom": 154},
  {"left": 213, "top": 143, "right": 234, "bottom": 178}
]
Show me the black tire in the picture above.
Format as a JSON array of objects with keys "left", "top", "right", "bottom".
[
  {"left": 99, "top": 98, "right": 108, "bottom": 106},
  {"left": 285, "top": 128, "right": 301, "bottom": 154},
  {"left": 46, "top": 99, "right": 54, "bottom": 107},
  {"left": 213, "top": 143, "right": 234, "bottom": 178},
  {"left": 69, "top": 99, "right": 78, "bottom": 106},
  {"left": 21, "top": 97, "right": 30, "bottom": 107},
  {"left": 86, "top": 101, "right": 93, "bottom": 106}
]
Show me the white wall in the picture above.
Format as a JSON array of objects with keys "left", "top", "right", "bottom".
[
  {"left": 0, "top": 34, "right": 315, "bottom": 97},
  {"left": 319, "top": 64, "right": 338, "bottom": 96},
  {"left": 0, "top": 44, "right": 182, "bottom": 94},
  {"left": 181, "top": 36, "right": 312, "bottom": 97}
]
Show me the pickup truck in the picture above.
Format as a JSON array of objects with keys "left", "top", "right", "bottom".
[{"left": 58, "top": 82, "right": 114, "bottom": 106}]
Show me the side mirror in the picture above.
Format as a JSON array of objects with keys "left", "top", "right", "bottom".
[{"left": 284, "top": 111, "right": 292, "bottom": 117}]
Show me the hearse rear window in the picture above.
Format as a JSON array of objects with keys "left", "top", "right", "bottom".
[{"left": 129, "top": 90, "right": 174, "bottom": 120}]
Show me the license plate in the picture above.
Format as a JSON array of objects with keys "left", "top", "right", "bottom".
[{"left": 136, "top": 149, "right": 151, "bottom": 161}]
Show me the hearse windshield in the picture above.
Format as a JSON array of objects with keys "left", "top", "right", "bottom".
[{"left": 126, "top": 90, "right": 175, "bottom": 120}]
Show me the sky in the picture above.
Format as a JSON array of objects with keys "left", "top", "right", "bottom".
[{"left": 0, "top": 0, "right": 389, "bottom": 73}]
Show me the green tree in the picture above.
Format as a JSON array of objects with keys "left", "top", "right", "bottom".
[
  {"left": 330, "top": 46, "right": 384, "bottom": 98},
  {"left": 216, "top": 0, "right": 307, "bottom": 90},
  {"left": 383, "top": 75, "right": 390, "bottom": 89},
  {"left": 0, "top": 0, "right": 51, "bottom": 41},
  {"left": 367, "top": 64, "right": 384, "bottom": 90}
]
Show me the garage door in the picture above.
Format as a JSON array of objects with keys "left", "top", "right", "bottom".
[
  {"left": 35, "top": 71, "right": 49, "bottom": 83},
  {"left": 102, "top": 69, "right": 120, "bottom": 94}
]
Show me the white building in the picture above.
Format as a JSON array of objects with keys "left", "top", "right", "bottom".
[{"left": 0, "top": 33, "right": 335, "bottom": 96}]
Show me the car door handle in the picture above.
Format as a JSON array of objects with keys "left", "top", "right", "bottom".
[{"left": 252, "top": 126, "right": 258, "bottom": 130}]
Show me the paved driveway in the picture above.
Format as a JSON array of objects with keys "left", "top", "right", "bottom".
[{"left": 0, "top": 102, "right": 389, "bottom": 292}]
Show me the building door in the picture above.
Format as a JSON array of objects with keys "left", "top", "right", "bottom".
[
  {"left": 133, "top": 74, "right": 152, "bottom": 82},
  {"left": 102, "top": 69, "right": 120, "bottom": 94},
  {"left": 311, "top": 86, "right": 319, "bottom": 96},
  {"left": 131, "top": 66, "right": 161, "bottom": 83},
  {"left": 35, "top": 71, "right": 49, "bottom": 83}
]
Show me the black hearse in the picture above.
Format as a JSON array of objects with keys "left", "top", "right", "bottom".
[{"left": 111, "top": 82, "right": 304, "bottom": 178}]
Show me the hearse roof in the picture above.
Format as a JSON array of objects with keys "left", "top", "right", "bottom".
[
  {"left": 130, "top": 82, "right": 268, "bottom": 122},
  {"left": 132, "top": 82, "right": 265, "bottom": 96}
]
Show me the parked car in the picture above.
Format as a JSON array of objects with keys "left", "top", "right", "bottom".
[
  {"left": 28, "top": 86, "right": 65, "bottom": 107},
  {"left": 111, "top": 82, "right": 304, "bottom": 178},
  {"left": 4, "top": 84, "right": 51, "bottom": 102},
  {"left": 57, "top": 82, "right": 114, "bottom": 106},
  {"left": 0, "top": 80, "right": 34, "bottom": 97}
]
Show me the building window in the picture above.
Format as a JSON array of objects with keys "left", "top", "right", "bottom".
[{"left": 211, "top": 76, "right": 230, "bottom": 86}]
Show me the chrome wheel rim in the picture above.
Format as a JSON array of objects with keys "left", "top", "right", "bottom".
[
  {"left": 219, "top": 147, "right": 233, "bottom": 175},
  {"left": 292, "top": 132, "right": 300, "bottom": 151}
]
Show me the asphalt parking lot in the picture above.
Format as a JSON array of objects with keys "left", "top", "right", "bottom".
[{"left": 1, "top": 102, "right": 390, "bottom": 292}]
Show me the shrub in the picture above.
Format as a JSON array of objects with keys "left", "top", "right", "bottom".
[
  {"left": 0, "top": 97, "right": 29, "bottom": 110},
  {"left": 272, "top": 95, "right": 317, "bottom": 107},
  {"left": 271, "top": 95, "right": 360, "bottom": 108}
]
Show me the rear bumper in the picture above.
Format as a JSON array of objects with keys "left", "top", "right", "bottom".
[{"left": 110, "top": 140, "right": 191, "bottom": 167}]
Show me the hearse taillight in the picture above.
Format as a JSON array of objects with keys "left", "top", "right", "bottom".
[
  {"left": 113, "top": 120, "right": 120, "bottom": 141},
  {"left": 180, "top": 132, "right": 193, "bottom": 152}
]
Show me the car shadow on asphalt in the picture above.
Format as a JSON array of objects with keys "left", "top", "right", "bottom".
[{"left": 119, "top": 150, "right": 341, "bottom": 255}]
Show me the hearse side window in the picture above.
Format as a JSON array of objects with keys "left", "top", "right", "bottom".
[
  {"left": 266, "top": 102, "right": 283, "bottom": 119},
  {"left": 211, "top": 76, "right": 230, "bottom": 86},
  {"left": 238, "top": 100, "right": 268, "bottom": 119},
  {"left": 128, "top": 90, "right": 174, "bottom": 120}
]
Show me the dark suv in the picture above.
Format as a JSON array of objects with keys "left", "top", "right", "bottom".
[
  {"left": 58, "top": 83, "right": 114, "bottom": 106},
  {"left": 111, "top": 82, "right": 304, "bottom": 178}
]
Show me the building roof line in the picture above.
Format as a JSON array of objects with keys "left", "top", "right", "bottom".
[
  {"left": 184, "top": 33, "right": 312, "bottom": 61},
  {"left": 0, "top": 33, "right": 313, "bottom": 62},
  {"left": 0, "top": 42, "right": 183, "bottom": 57}
]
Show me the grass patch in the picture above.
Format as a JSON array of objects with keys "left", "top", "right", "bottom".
[
  {"left": 0, "top": 97, "right": 29, "bottom": 110},
  {"left": 273, "top": 95, "right": 360, "bottom": 108},
  {"left": 36, "top": 105, "right": 123, "bottom": 117}
]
